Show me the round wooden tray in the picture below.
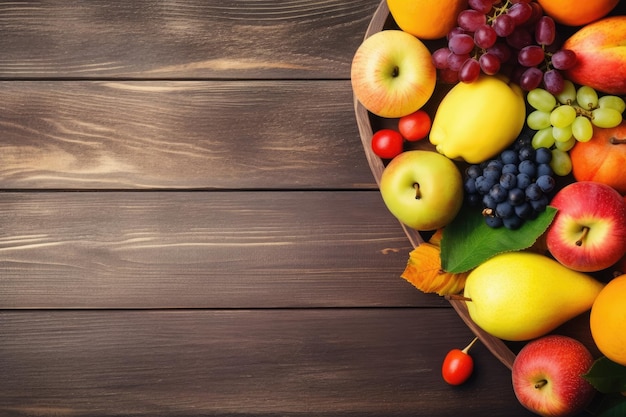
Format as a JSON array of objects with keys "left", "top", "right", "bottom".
[{"left": 354, "top": 0, "right": 599, "bottom": 370}]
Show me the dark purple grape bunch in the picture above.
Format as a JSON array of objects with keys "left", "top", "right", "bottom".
[
  {"left": 463, "top": 139, "right": 557, "bottom": 230},
  {"left": 431, "top": 0, "right": 577, "bottom": 94},
  {"left": 513, "top": 14, "right": 577, "bottom": 93}
]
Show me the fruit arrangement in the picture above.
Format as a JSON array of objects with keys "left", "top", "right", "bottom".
[{"left": 351, "top": 1, "right": 626, "bottom": 416}]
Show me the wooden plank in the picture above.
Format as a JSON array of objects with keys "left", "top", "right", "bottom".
[
  {"left": 0, "top": 0, "right": 379, "bottom": 79},
  {"left": 0, "top": 80, "right": 375, "bottom": 190},
  {"left": 0, "top": 190, "right": 445, "bottom": 309},
  {"left": 0, "top": 308, "right": 533, "bottom": 417}
]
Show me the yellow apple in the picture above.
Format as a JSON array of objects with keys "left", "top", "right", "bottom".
[
  {"left": 351, "top": 30, "right": 436, "bottom": 118},
  {"left": 379, "top": 150, "right": 463, "bottom": 231}
]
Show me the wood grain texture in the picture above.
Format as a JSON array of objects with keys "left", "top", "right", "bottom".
[
  {"left": 0, "top": 80, "right": 375, "bottom": 190},
  {"left": 353, "top": 0, "right": 521, "bottom": 371},
  {"left": 0, "top": 0, "right": 573, "bottom": 415},
  {"left": 0, "top": 0, "right": 379, "bottom": 79},
  {"left": 0, "top": 309, "right": 535, "bottom": 417},
  {"left": 0, "top": 191, "right": 448, "bottom": 309}
]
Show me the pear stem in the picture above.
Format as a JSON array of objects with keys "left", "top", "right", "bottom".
[
  {"left": 576, "top": 226, "right": 590, "bottom": 246},
  {"left": 461, "top": 337, "right": 479, "bottom": 354},
  {"left": 414, "top": 183, "right": 421, "bottom": 200},
  {"left": 610, "top": 137, "right": 626, "bottom": 145},
  {"left": 535, "top": 379, "right": 548, "bottom": 389},
  {"left": 444, "top": 294, "right": 472, "bottom": 302}
]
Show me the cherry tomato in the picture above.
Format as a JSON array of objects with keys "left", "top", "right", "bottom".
[
  {"left": 398, "top": 110, "right": 431, "bottom": 141},
  {"left": 371, "top": 129, "right": 404, "bottom": 159},
  {"left": 442, "top": 337, "right": 478, "bottom": 385}
]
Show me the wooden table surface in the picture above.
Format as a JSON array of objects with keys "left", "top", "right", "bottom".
[{"left": 0, "top": 1, "right": 589, "bottom": 416}]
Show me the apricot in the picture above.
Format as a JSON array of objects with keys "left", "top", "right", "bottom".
[
  {"left": 387, "top": 0, "right": 469, "bottom": 40},
  {"left": 537, "top": 0, "right": 619, "bottom": 26},
  {"left": 570, "top": 121, "right": 626, "bottom": 195},
  {"left": 590, "top": 274, "right": 626, "bottom": 366}
]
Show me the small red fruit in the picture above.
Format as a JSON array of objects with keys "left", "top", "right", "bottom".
[
  {"left": 442, "top": 337, "right": 478, "bottom": 385},
  {"left": 398, "top": 109, "right": 431, "bottom": 141},
  {"left": 371, "top": 129, "right": 404, "bottom": 159}
]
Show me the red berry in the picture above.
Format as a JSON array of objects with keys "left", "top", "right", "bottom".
[
  {"left": 442, "top": 337, "right": 478, "bottom": 385},
  {"left": 370, "top": 129, "right": 404, "bottom": 159},
  {"left": 398, "top": 110, "right": 431, "bottom": 142}
]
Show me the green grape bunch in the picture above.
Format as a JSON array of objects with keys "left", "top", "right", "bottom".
[{"left": 524, "top": 80, "right": 625, "bottom": 176}]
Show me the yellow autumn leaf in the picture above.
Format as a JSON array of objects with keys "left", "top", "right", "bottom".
[
  {"left": 427, "top": 228, "right": 444, "bottom": 247},
  {"left": 401, "top": 241, "right": 469, "bottom": 296}
]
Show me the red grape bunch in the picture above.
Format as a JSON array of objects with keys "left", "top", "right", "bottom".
[{"left": 432, "top": 0, "right": 577, "bottom": 94}]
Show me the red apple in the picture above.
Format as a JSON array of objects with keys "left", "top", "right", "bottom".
[
  {"left": 563, "top": 16, "right": 626, "bottom": 95},
  {"left": 614, "top": 199, "right": 626, "bottom": 275},
  {"left": 546, "top": 181, "right": 626, "bottom": 272},
  {"left": 512, "top": 335, "right": 596, "bottom": 417}
]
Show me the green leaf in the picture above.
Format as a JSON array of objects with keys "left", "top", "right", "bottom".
[
  {"left": 440, "top": 204, "right": 557, "bottom": 273},
  {"left": 587, "top": 393, "right": 626, "bottom": 417},
  {"left": 583, "top": 357, "right": 626, "bottom": 394}
]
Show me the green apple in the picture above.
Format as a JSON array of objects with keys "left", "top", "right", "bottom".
[
  {"left": 351, "top": 30, "right": 436, "bottom": 118},
  {"left": 379, "top": 150, "right": 463, "bottom": 230}
]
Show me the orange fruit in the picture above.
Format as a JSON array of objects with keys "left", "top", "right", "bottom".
[
  {"left": 387, "top": 0, "right": 469, "bottom": 40},
  {"left": 590, "top": 274, "right": 626, "bottom": 366},
  {"left": 537, "top": 0, "right": 620, "bottom": 26},
  {"left": 570, "top": 121, "right": 626, "bottom": 195}
]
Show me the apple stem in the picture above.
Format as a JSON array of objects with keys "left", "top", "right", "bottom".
[
  {"left": 461, "top": 337, "right": 479, "bottom": 354},
  {"left": 576, "top": 226, "right": 590, "bottom": 246},
  {"left": 444, "top": 294, "right": 472, "bottom": 302},
  {"left": 610, "top": 136, "right": 626, "bottom": 145},
  {"left": 413, "top": 183, "right": 421, "bottom": 200},
  {"left": 535, "top": 379, "right": 548, "bottom": 389},
  {"left": 391, "top": 66, "right": 399, "bottom": 78}
]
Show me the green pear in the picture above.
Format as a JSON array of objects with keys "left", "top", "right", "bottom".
[{"left": 463, "top": 251, "right": 604, "bottom": 341}]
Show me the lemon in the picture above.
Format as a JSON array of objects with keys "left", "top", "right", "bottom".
[
  {"left": 590, "top": 274, "right": 626, "bottom": 366},
  {"left": 429, "top": 75, "right": 526, "bottom": 164}
]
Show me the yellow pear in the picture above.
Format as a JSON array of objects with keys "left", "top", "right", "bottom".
[{"left": 463, "top": 252, "right": 604, "bottom": 341}]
